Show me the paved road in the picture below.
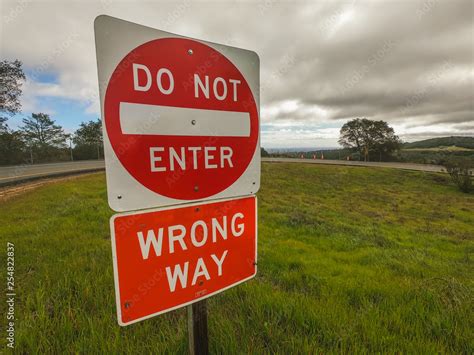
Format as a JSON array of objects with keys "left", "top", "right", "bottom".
[
  {"left": 0, "top": 157, "right": 446, "bottom": 186},
  {"left": 0, "top": 160, "right": 105, "bottom": 186},
  {"left": 262, "top": 157, "right": 446, "bottom": 173}
]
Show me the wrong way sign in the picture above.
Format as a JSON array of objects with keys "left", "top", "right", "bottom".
[
  {"left": 94, "top": 16, "right": 260, "bottom": 211},
  {"left": 111, "top": 195, "right": 257, "bottom": 326}
]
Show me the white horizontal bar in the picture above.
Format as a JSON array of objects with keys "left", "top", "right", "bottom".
[{"left": 119, "top": 102, "right": 250, "bottom": 137}]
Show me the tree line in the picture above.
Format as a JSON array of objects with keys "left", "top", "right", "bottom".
[
  {"left": 0, "top": 60, "right": 103, "bottom": 165},
  {"left": 1, "top": 114, "right": 104, "bottom": 166}
]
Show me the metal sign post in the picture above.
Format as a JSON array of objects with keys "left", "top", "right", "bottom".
[{"left": 187, "top": 300, "right": 209, "bottom": 355}]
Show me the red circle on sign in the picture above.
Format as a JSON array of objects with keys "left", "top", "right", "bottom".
[{"left": 104, "top": 38, "right": 259, "bottom": 200}]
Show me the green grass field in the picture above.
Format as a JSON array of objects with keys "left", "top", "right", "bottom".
[{"left": 1, "top": 163, "right": 473, "bottom": 353}]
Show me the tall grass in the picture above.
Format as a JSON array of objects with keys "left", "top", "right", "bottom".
[{"left": 0, "top": 164, "right": 472, "bottom": 353}]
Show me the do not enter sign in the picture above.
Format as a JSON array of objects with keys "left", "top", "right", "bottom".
[
  {"left": 95, "top": 16, "right": 260, "bottom": 211},
  {"left": 105, "top": 38, "right": 258, "bottom": 199}
]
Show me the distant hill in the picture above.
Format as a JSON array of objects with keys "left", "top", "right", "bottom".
[
  {"left": 403, "top": 136, "right": 474, "bottom": 150},
  {"left": 266, "top": 136, "right": 474, "bottom": 165}
]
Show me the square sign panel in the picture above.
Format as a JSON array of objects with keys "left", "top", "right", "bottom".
[
  {"left": 110, "top": 195, "right": 257, "bottom": 326},
  {"left": 94, "top": 16, "right": 260, "bottom": 211}
]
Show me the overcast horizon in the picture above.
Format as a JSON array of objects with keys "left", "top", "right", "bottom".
[{"left": 1, "top": 0, "right": 473, "bottom": 148}]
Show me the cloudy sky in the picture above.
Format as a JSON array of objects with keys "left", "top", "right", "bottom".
[{"left": 1, "top": 0, "right": 473, "bottom": 148}]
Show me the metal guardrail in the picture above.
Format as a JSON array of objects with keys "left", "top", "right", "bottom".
[
  {"left": 0, "top": 161, "right": 106, "bottom": 187},
  {"left": 0, "top": 158, "right": 450, "bottom": 188},
  {"left": 261, "top": 157, "right": 446, "bottom": 173}
]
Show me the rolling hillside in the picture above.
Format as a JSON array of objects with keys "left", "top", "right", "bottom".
[
  {"left": 403, "top": 136, "right": 474, "bottom": 150},
  {"left": 399, "top": 136, "right": 474, "bottom": 164}
]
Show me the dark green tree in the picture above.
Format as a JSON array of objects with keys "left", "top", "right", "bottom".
[
  {"left": 0, "top": 60, "right": 27, "bottom": 165},
  {"left": 19, "top": 113, "right": 68, "bottom": 163},
  {"left": 339, "top": 118, "right": 400, "bottom": 161},
  {"left": 444, "top": 158, "right": 473, "bottom": 193},
  {"left": 0, "top": 60, "right": 25, "bottom": 132},
  {"left": 261, "top": 147, "right": 270, "bottom": 157},
  {"left": 73, "top": 119, "right": 104, "bottom": 160},
  {"left": 20, "top": 113, "right": 67, "bottom": 147},
  {"left": 0, "top": 130, "right": 26, "bottom": 165}
]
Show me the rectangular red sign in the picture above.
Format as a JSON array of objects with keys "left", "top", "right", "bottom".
[{"left": 110, "top": 195, "right": 257, "bottom": 326}]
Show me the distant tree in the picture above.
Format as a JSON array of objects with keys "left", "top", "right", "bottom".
[
  {"left": 339, "top": 118, "right": 400, "bottom": 161},
  {"left": 261, "top": 147, "right": 270, "bottom": 157},
  {"left": 20, "top": 113, "right": 67, "bottom": 147},
  {"left": 0, "top": 117, "right": 7, "bottom": 134},
  {"left": 370, "top": 120, "right": 401, "bottom": 161},
  {"left": 444, "top": 158, "right": 473, "bottom": 193},
  {"left": 19, "top": 113, "right": 68, "bottom": 163},
  {"left": 0, "top": 131, "right": 26, "bottom": 165},
  {"left": 73, "top": 119, "right": 102, "bottom": 146},
  {"left": 0, "top": 60, "right": 25, "bottom": 131},
  {"left": 73, "top": 119, "right": 104, "bottom": 160}
]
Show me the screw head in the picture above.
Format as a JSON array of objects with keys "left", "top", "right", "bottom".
[
  {"left": 124, "top": 301, "right": 131, "bottom": 309},
  {"left": 188, "top": 49, "right": 193, "bottom": 55},
  {"left": 191, "top": 119, "right": 196, "bottom": 125},
  {"left": 117, "top": 195, "right": 122, "bottom": 200},
  {"left": 194, "top": 185, "right": 199, "bottom": 192}
]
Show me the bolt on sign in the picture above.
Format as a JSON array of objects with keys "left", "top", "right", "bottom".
[
  {"left": 111, "top": 196, "right": 257, "bottom": 326},
  {"left": 94, "top": 15, "right": 260, "bottom": 212}
]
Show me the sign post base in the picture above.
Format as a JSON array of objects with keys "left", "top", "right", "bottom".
[{"left": 187, "top": 300, "right": 209, "bottom": 355}]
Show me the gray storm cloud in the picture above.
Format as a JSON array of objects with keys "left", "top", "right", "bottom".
[{"left": 1, "top": 0, "right": 473, "bottom": 146}]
